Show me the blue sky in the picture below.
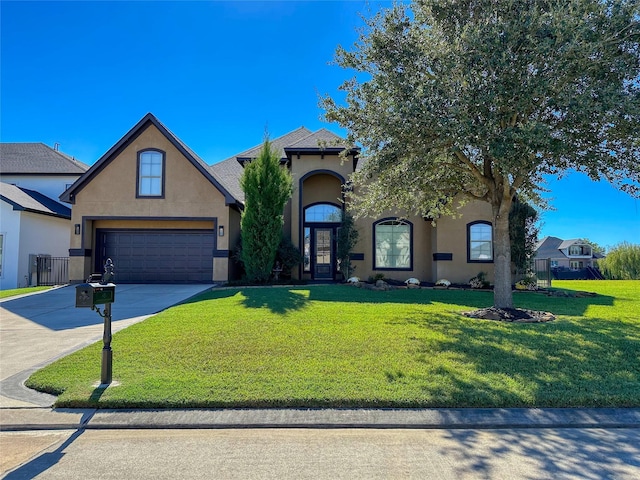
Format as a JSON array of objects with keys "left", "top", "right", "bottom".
[{"left": 2, "top": 0, "right": 638, "bottom": 250}]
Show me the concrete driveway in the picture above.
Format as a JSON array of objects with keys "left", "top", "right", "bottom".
[{"left": 0, "top": 284, "right": 213, "bottom": 407}]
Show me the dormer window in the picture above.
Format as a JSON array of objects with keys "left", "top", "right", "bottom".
[
  {"left": 137, "top": 150, "right": 165, "bottom": 198},
  {"left": 569, "top": 245, "right": 591, "bottom": 256}
]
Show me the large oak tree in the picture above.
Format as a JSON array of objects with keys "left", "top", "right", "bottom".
[{"left": 322, "top": 0, "right": 640, "bottom": 308}]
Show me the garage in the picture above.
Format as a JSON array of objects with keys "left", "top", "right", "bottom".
[{"left": 95, "top": 230, "right": 216, "bottom": 283}]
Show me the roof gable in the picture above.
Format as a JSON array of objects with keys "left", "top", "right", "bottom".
[
  {"left": 558, "top": 239, "right": 585, "bottom": 250},
  {"left": 60, "top": 113, "right": 239, "bottom": 206},
  {"left": 285, "top": 128, "right": 350, "bottom": 151},
  {"left": 0, "top": 142, "right": 89, "bottom": 175},
  {"left": 212, "top": 127, "right": 356, "bottom": 204},
  {"left": 0, "top": 183, "right": 71, "bottom": 219},
  {"left": 234, "top": 127, "right": 313, "bottom": 162}
]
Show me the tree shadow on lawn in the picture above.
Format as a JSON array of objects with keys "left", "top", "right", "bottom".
[
  {"left": 178, "top": 286, "right": 310, "bottom": 314},
  {"left": 402, "top": 311, "right": 640, "bottom": 407},
  {"left": 309, "top": 286, "right": 615, "bottom": 318},
  {"left": 179, "top": 284, "right": 615, "bottom": 318}
]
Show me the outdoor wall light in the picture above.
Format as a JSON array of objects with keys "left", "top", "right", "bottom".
[
  {"left": 218, "top": 225, "right": 224, "bottom": 237},
  {"left": 75, "top": 224, "right": 81, "bottom": 235}
]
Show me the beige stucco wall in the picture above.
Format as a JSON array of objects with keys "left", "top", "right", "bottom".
[
  {"left": 289, "top": 153, "right": 355, "bottom": 279},
  {"left": 350, "top": 212, "right": 434, "bottom": 283},
  {"left": 284, "top": 152, "right": 494, "bottom": 284},
  {"left": 68, "top": 124, "right": 234, "bottom": 282},
  {"left": 431, "top": 200, "right": 495, "bottom": 284}
]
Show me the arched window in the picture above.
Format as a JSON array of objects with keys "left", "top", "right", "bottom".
[
  {"left": 137, "top": 149, "right": 165, "bottom": 197},
  {"left": 374, "top": 219, "right": 412, "bottom": 270},
  {"left": 467, "top": 221, "right": 493, "bottom": 262},
  {"left": 304, "top": 204, "right": 342, "bottom": 223}
]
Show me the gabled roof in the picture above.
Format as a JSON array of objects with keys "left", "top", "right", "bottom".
[
  {"left": 60, "top": 113, "right": 240, "bottom": 206},
  {"left": 0, "top": 183, "right": 71, "bottom": 219},
  {"left": 535, "top": 236, "right": 600, "bottom": 260},
  {"left": 0, "top": 142, "right": 89, "bottom": 175},
  {"left": 558, "top": 239, "right": 586, "bottom": 250},
  {"left": 211, "top": 127, "right": 357, "bottom": 204},
  {"left": 285, "top": 128, "right": 350, "bottom": 152},
  {"left": 534, "top": 236, "right": 564, "bottom": 259},
  {"left": 233, "top": 127, "right": 313, "bottom": 162}
]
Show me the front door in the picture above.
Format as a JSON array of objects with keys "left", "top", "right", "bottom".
[{"left": 314, "top": 228, "right": 333, "bottom": 280}]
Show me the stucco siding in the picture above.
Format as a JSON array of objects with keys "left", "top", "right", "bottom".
[
  {"left": 432, "top": 200, "right": 495, "bottom": 284},
  {"left": 68, "top": 124, "right": 233, "bottom": 282},
  {"left": 350, "top": 212, "right": 433, "bottom": 283},
  {"left": 1, "top": 174, "right": 81, "bottom": 203},
  {"left": 0, "top": 202, "right": 21, "bottom": 289}
]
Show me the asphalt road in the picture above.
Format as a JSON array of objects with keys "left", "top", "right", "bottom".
[{"left": 3, "top": 427, "right": 640, "bottom": 479}]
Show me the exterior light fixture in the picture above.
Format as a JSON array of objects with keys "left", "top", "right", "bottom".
[
  {"left": 75, "top": 224, "right": 81, "bottom": 235},
  {"left": 218, "top": 225, "right": 224, "bottom": 237}
]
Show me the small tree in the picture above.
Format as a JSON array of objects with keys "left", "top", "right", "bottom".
[
  {"left": 337, "top": 212, "right": 359, "bottom": 280},
  {"left": 509, "top": 198, "right": 539, "bottom": 277},
  {"left": 598, "top": 242, "right": 640, "bottom": 280},
  {"left": 275, "top": 237, "right": 304, "bottom": 279},
  {"left": 240, "top": 139, "right": 293, "bottom": 283}
]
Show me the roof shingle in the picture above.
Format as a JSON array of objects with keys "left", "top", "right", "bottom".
[
  {"left": 0, "top": 143, "right": 89, "bottom": 174},
  {"left": 0, "top": 183, "right": 71, "bottom": 219}
]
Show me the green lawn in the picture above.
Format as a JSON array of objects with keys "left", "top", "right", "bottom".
[
  {"left": 26, "top": 280, "right": 640, "bottom": 408},
  {"left": 0, "top": 286, "right": 52, "bottom": 299}
]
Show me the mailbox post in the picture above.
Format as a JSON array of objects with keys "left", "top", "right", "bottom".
[{"left": 75, "top": 258, "right": 116, "bottom": 385}]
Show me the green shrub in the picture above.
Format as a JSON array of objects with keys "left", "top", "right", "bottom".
[
  {"left": 599, "top": 242, "right": 640, "bottom": 280},
  {"left": 240, "top": 139, "right": 293, "bottom": 283}
]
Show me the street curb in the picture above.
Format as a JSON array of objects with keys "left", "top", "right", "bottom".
[{"left": 2, "top": 407, "right": 640, "bottom": 432}]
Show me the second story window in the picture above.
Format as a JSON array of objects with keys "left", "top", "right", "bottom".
[{"left": 137, "top": 150, "right": 164, "bottom": 197}]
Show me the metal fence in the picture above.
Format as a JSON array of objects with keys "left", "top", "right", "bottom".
[
  {"left": 533, "top": 258, "right": 552, "bottom": 288},
  {"left": 31, "top": 255, "right": 69, "bottom": 286}
]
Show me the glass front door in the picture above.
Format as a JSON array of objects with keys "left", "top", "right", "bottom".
[{"left": 314, "top": 228, "right": 333, "bottom": 279}]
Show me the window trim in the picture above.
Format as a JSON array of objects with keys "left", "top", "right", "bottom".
[
  {"left": 304, "top": 202, "right": 343, "bottom": 223},
  {"left": 136, "top": 149, "right": 166, "bottom": 198},
  {"left": 467, "top": 220, "right": 494, "bottom": 263},
  {"left": 372, "top": 218, "right": 413, "bottom": 271}
]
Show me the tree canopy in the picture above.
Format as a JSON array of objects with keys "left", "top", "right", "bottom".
[{"left": 322, "top": 0, "right": 639, "bottom": 308}]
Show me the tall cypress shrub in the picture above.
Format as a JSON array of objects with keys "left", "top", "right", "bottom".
[{"left": 240, "top": 139, "right": 293, "bottom": 283}]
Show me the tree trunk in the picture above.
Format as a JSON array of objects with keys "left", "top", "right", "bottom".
[{"left": 493, "top": 204, "right": 514, "bottom": 309}]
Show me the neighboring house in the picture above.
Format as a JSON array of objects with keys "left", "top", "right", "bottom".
[
  {"left": 0, "top": 143, "right": 89, "bottom": 202},
  {"left": 62, "top": 113, "right": 495, "bottom": 285},
  {"left": 0, "top": 143, "right": 89, "bottom": 289},
  {"left": 534, "top": 236, "right": 604, "bottom": 279},
  {"left": 0, "top": 184, "right": 71, "bottom": 289}
]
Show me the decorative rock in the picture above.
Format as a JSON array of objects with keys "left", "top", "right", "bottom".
[
  {"left": 347, "top": 276, "right": 360, "bottom": 283},
  {"left": 435, "top": 279, "right": 451, "bottom": 287},
  {"left": 405, "top": 277, "right": 421, "bottom": 285}
]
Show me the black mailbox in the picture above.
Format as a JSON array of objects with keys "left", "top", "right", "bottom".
[{"left": 75, "top": 283, "right": 116, "bottom": 308}]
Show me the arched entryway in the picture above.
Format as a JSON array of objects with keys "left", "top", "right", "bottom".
[{"left": 299, "top": 171, "right": 345, "bottom": 281}]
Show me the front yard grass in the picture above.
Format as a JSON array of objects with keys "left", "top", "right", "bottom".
[
  {"left": 0, "top": 286, "right": 51, "bottom": 299},
  {"left": 26, "top": 280, "right": 640, "bottom": 408}
]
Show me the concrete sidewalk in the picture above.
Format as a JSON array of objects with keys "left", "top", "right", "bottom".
[{"left": 2, "top": 407, "right": 640, "bottom": 431}]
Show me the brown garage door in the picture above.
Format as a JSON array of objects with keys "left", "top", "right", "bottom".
[{"left": 96, "top": 229, "right": 215, "bottom": 283}]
